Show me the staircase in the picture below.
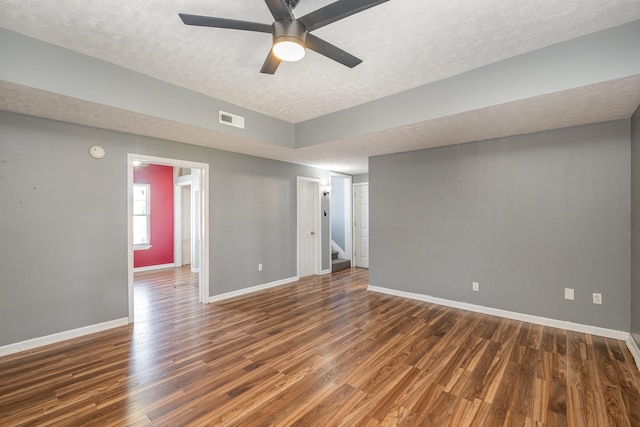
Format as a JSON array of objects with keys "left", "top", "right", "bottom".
[{"left": 331, "top": 250, "right": 351, "bottom": 273}]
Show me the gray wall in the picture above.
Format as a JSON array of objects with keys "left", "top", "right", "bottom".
[
  {"left": 321, "top": 191, "right": 330, "bottom": 272},
  {"left": 370, "top": 120, "right": 631, "bottom": 331},
  {"left": 330, "top": 176, "right": 346, "bottom": 250},
  {"left": 632, "top": 107, "right": 640, "bottom": 345},
  {"left": 353, "top": 174, "right": 369, "bottom": 184},
  {"left": 0, "top": 112, "right": 329, "bottom": 346}
]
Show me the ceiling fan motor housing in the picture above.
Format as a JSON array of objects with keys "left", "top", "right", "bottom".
[
  {"left": 285, "top": 0, "right": 300, "bottom": 10},
  {"left": 273, "top": 19, "right": 307, "bottom": 45}
]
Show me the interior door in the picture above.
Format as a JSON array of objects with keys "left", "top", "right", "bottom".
[
  {"left": 354, "top": 184, "right": 369, "bottom": 268},
  {"left": 298, "top": 180, "right": 315, "bottom": 277}
]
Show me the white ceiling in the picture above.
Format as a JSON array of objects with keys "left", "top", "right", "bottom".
[{"left": 1, "top": 0, "right": 640, "bottom": 174}]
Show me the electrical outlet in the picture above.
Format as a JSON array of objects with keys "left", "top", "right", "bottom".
[
  {"left": 258, "top": 263, "right": 262, "bottom": 272},
  {"left": 593, "top": 293, "right": 602, "bottom": 304},
  {"left": 472, "top": 281, "right": 479, "bottom": 291},
  {"left": 564, "top": 288, "right": 574, "bottom": 300}
]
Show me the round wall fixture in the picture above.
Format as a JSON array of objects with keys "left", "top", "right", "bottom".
[{"left": 89, "top": 145, "right": 106, "bottom": 159}]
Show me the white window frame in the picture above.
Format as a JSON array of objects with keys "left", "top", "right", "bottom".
[{"left": 133, "top": 183, "right": 151, "bottom": 250}]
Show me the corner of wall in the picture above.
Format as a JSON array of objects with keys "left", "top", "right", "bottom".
[
  {"left": 627, "top": 334, "right": 640, "bottom": 372},
  {"left": 631, "top": 104, "right": 640, "bottom": 347}
]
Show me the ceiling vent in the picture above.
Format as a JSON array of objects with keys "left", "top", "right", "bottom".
[{"left": 219, "top": 110, "right": 245, "bottom": 129}]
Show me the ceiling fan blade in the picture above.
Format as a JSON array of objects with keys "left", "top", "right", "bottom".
[
  {"left": 298, "top": 0, "right": 389, "bottom": 32},
  {"left": 179, "top": 14, "right": 272, "bottom": 33},
  {"left": 260, "top": 50, "right": 281, "bottom": 74},
  {"left": 264, "top": 0, "right": 293, "bottom": 21},
  {"left": 305, "top": 34, "right": 362, "bottom": 68}
]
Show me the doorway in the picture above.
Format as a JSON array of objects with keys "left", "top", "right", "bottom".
[
  {"left": 178, "top": 185, "right": 192, "bottom": 266},
  {"left": 127, "top": 154, "right": 210, "bottom": 323},
  {"left": 174, "top": 168, "right": 202, "bottom": 273},
  {"left": 329, "top": 173, "right": 353, "bottom": 264}
]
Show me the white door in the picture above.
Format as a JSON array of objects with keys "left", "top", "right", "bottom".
[
  {"left": 298, "top": 180, "right": 316, "bottom": 277},
  {"left": 354, "top": 184, "right": 369, "bottom": 268}
]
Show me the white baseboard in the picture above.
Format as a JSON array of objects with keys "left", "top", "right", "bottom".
[
  {"left": 368, "top": 285, "right": 629, "bottom": 341},
  {"left": 0, "top": 317, "right": 129, "bottom": 357},
  {"left": 133, "top": 263, "right": 176, "bottom": 273},
  {"left": 209, "top": 276, "right": 299, "bottom": 303},
  {"left": 321, "top": 268, "right": 333, "bottom": 275},
  {"left": 627, "top": 335, "right": 640, "bottom": 372}
]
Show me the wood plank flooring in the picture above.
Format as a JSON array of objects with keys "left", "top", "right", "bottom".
[{"left": 1, "top": 267, "right": 639, "bottom": 426}]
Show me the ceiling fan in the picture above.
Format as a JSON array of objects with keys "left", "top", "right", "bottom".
[{"left": 179, "top": 0, "right": 389, "bottom": 74}]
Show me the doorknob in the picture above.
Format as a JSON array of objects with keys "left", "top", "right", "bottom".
[{"left": 310, "top": 231, "right": 315, "bottom": 235}]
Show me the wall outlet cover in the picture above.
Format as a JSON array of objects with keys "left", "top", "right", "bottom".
[
  {"left": 564, "top": 288, "right": 574, "bottom": 300},
  {"left": 593, "top": 293, "right": 602, "bottom": 304}
]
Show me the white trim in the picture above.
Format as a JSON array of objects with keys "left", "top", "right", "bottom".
[
  {"left": 127, "top": 155, "right": 134, "bottom": 322},
  {"left": 325, "top": 184, "right": 332, "bottom": 272},
  {"left": 209, "top": 276, "right": 299, "bottom": 303},
  {"left": 173, "top": 178, "right": 182, "bottom": 267},
  {"left": 330, "top": 172, "right": 353, "bottom": 262},
  {"left": 0, "top": 318, "right": 128, "bottom": 357},
  {"left": 314, "top": 181, "right": 322, "bottom": 275},
  {"left": 627, "top": 335, "right": 640, "bottom": 372},
  {"left": 200, "top": 169, "right": 210, "bottom": 303},
  {"left": 128, "top": 154, "right": 210, "bottom": 324},
  {"left": 133, "top": 263, "right": 176, "bottom": 273},
  {"left": 321, "top": 268, "right": 332, "bottom": 275},
  {"left": 173, "top": 175, "right": 193, "bottom": 268},
  {"left": 175, "top": 174, "right": 193, "bottom": 185},
  {"left": 132, "top": 182, "right": 151, "bottom": 246},
  {"left": 368, "top": 285, "right": 629, "bottom": 341},
  {"left": 331, "top": 240, "right": 347, "bottom": 260}
]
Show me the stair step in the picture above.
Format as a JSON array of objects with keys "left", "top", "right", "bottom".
[
  {"left": 332, "top": 258, "right": 350, "bottom": 273},
  {"left": 332, "top": 251, "right": 339, "bottom": 260}
]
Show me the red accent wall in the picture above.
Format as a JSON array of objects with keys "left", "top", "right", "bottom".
[{"left": 134, "top": 164, "right": 174, "bottom": 268}]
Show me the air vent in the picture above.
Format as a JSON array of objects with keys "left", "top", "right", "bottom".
[{"left": 219, "top": 110, "right": 245, "bottom": 129}]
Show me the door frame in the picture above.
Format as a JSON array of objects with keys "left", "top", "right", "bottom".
[
  {"left": 329, "top": 172, "right": 353, "bottom": 262},
  {"left": 174, "top": 177, "right": 191, "bottom": 268},
  {"left": 296, "top": 176, "right": 322, "bottom": 277},
  {"left": 127, "top": 154, "right": 210, "bottom": 322},
  {"left": 353, "top": 182, "right": 369, "bottom": 268}
]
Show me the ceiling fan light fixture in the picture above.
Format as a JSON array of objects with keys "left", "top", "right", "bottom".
[
  {"left": 271, "top": 19, "right": 307, "bottom": 62},
  {"left": 273, "top": 37, "right": 306, "bottom": 61}
]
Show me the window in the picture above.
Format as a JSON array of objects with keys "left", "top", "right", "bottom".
[{"left": 133, "top": 183, "right": 150, "bottom": 249}]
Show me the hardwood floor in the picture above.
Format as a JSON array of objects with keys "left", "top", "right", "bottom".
[{"left": 1, "top": 267, "right": 639, "bottom": 426}]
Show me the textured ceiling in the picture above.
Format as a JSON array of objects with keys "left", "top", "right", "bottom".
[{"left": 1, "top": 0, "right": 640, "bottom": 174}]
